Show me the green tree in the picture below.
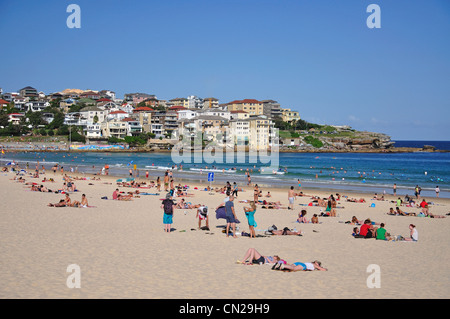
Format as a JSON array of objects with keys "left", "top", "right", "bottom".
[{"left": 26, "top": 111, "right": 46, "bottom": 128}]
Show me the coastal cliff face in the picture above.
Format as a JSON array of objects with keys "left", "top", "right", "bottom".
[
  {"left": 326, "top": 132, "right": 394, "bottom": 150},
  {"left": 280, "top": 131, "right": 396, "bottom": 152}
]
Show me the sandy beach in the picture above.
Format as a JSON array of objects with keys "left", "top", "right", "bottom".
[{"left": 1, "top": 167, "right": 449, "bottom": 299}]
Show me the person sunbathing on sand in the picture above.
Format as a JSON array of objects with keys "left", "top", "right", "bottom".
[
  {"left": 272, "top": 260, "right": 327, "bottom": 271},
  {"left": 238, "top": 248, "right": 281, "bottom": 265},
  {"left": 176, "top": 188, "right": 194, "bottom": 197},
  {"left": 175, "top": 198, "right": 201, "bottom": 209},
  {"left": 48, "top": 194, "right": 71, "bottom": 207},
  {"left": 112, "top": 189, "right": 132, "bottom": 201},
  {"left": 396, "top": 207, "right": 416, "bottom": 216},
  {"left": 269, "top": 227, "right": 302, "bottom": 236}
]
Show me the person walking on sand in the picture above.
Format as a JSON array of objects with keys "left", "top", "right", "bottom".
[
  {"left": 435, "top": 186, "right": 440, "bottom": 198},
  {"left": 161, "top": 193, "right": 175, "bottom": 233},
  {"left": 288, "top": 186, "right": 295, "bottom": 210},
  {"left": 225, "top": 195, "right": 238, "bottom": 238}
]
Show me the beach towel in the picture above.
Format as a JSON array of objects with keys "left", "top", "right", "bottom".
[{"left": 215, "top": 207, "right": 240, "bottom": 223}]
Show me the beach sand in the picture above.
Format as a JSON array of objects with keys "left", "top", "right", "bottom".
[{"left": 1, "top": 168, "right": 449, "bottom": 299}]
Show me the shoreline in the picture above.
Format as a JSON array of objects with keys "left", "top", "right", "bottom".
[
  {"left": 2, "top": 151, "right": 450, "bottom": 199},
  {"left": 1, "top": 147, "right": 449, "bottom": 153}
]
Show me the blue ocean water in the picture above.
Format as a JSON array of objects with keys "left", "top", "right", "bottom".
[{"left": 1, "top": 142, "right": 449, "bottom": 198}]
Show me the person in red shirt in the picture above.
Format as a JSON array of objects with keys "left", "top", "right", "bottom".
[
  {"left": 419, "top": 199, "right": 429, "bottom": 215},
  {"left": 359, "top": 219, "right": 377, "bottom": 238}
]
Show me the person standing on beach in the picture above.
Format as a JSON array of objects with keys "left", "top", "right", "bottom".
[
  {"left": 156, "top": 176, "right": 161, "bottom": 192},
  {"left": 161, "top": 193, "right": 175, "bottom": 233},
  {"left": 436, "top": 186, "right": 440, "bottom": 198},
  {"left": 414, "top": 185, "right": 421, "bottom": 199},
  {"left": 244, "top": 201, "right": 257, "bottom": 238},
  {"left": 393, "top": 183, "right": 397, "bottom": 196},
  {"left": 225, "top": 195, "right": 237, "bottom": 238},
  {"left": 164, "top": 172, "right": 169, "bottom": 192},
  {"left": 232, "top": 182, "right": 238, "bottom": 197},
  {"left": 169, "top": 179, "right": 175, "bottom": 195},
  {"left": 288, "top": 186, "right": 295, "bottom": 210},
  {"left": 253, "top": 184, "right": 259, "bottom": 203}
]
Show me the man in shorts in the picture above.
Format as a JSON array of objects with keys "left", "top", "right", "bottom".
[
  {"left": 196, "top": 206, "right": 209, "bottom": 230},
  {"left": 161, "top": 193, "right": 175, "bottom": 233},
  {"left": 225, "top": 195, "right": 237, "bottom": 238},
  {"left": 288, "top": 186, "right": 295, "bottom": 210}
]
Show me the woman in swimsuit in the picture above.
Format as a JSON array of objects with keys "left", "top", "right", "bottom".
[
  {"left": 273, "top": 260, "right": 327, "bottom": 271},
  {"left": 238, "top": 248, "right": 280, "bottom": 265}
]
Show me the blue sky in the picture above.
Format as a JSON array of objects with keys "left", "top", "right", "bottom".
[{"left": 1, "top": 0, "right": 449, "bottom": 140}]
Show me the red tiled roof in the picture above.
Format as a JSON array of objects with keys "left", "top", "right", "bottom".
[
  {"left": 109, "top": 110, "right": 127, "bottom": 114},
  {"left": 0, "top": 99, "right": 9, "bottom": 104},
  {"left": 227, "top": 99, "right": 261, "bottom": 104},
  {"left": 133, "top": 106, "right": 154, "bottom": 112},
  {"left": 97, "top": 98, "right": 112, "bottom": 102},
  {"left": 169, "top": 105, "right": 187, "bottom": 110}
]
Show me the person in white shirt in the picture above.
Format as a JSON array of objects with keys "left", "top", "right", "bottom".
[
  {"left": 196, "top": 206, "right": 209, "bottom": 230},
  {"left": 404, "top": 224, "right": 419, "bottom": 242}
]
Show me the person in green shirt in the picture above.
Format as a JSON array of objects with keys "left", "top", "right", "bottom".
[{"left": 376, "top": 223, "right": 391, "bottom": 240}]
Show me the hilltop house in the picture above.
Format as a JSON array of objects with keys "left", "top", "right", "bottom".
[
  {"left": 227, "top": 99, "right": 264, "bottom": 116},
  {"left": 19, "top": 86, "right": 38, "bottom": 98}
]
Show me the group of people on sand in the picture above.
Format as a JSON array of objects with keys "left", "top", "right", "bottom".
[
  {"left": 297, "top": 210, "right": 319, "bottom": 224},
  {"left": 388, "top": 199, "right": 446, "bottom": 218},
  {"left": 48, "top": 193, "right": 89, "bottom": 208},
  {"left": 351, "top": 217, "right": 419, "bottom": 242},
  {"left": 237, "top": 248, "right": 327, "bottom": 272},
  {"left": 5, "top": 163, "right": 91, "bottom": 209}
]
